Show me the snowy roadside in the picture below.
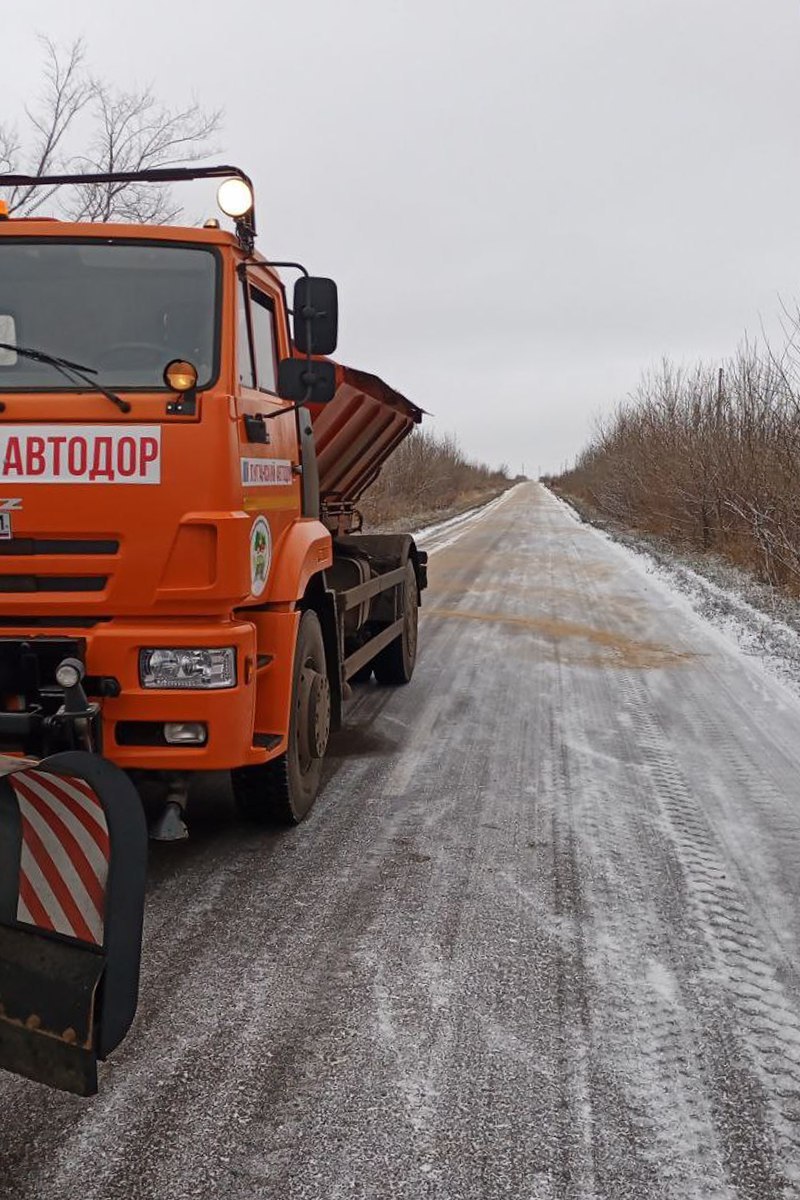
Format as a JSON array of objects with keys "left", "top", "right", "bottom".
[
  {"left": 414, "top": 485, "right": 522, "bottom": 554},
  {"left": 547, "top": 486, "right": 800, "bottom": 702},
  {"left": 362, "top": 483, "right": 521, "bottom": 556},
  {"left": 364, "top": 484, "right": 516, "bottom": 543}
]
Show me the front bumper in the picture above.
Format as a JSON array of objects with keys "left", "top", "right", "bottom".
[{"left": 0, "top": 619, "right": 274, "bottom": 771}]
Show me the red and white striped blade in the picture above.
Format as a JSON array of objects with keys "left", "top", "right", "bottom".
[{"left": 10, "top": 769, "right": 110, "bottom": 947}]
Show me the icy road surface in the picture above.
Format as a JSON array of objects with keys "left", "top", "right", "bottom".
[{"left": 4, "top": 482, "right": 800, "bottom": 1198}]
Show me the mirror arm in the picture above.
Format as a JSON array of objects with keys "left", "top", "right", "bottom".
[
  {"left": 259, "top": 260, "right": 309, "bottom": 278},
  {"left": 238, "top": 258, "right": 318, "bottom": 359},
  {"left": 235, "top": 258, "right": 309, "bottom": 278},
  {"left": 263, "top": 390, "right": 315, "bottom": 422},
  {"left": 238, "top": 259, "right": 317, "bottom": 399}
]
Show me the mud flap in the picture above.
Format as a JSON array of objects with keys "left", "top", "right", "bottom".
[{"left": 0, "top": 751, "right": 147, "bottom": 1096}]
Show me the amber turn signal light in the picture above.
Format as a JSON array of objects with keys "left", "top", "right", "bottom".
[{"left": 164, "top": 359, "right": 198, "bottom": 392}]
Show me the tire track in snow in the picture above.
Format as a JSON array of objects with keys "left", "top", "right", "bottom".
[
  {"left": 555, "top": 526, "right": 731, "bottom": 1199},
  {"left": 630, "top": 691, "right": 791, "bottom": 1197},
  {"left": 555, "top": 486, "right": 800, "bottom": 1195},
  {"left": 569, "top": 511, "right": 792, "bottom": 1195}
]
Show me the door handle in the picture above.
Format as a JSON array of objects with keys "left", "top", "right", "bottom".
[{"left": 243, "top": 413, "right": 270, "bottom": 444}]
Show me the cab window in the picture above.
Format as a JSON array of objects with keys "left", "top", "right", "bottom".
[
  {"left": 0, "top": 241, "right": 220, "bottom": 390},
  {"left": 236, "top": 283, "right": 255, "bottom": 389},
  {"left": 249, "top": 289, "right": 278, "bottom": 393}
]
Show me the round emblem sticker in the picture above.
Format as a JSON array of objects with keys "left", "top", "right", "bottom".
[{"left": 250, "top": 516, "right": 271, "bottom": 597}]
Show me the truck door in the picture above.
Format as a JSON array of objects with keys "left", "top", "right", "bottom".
[{"left": 235, "top": 273, "right": 300, "bottom": 562}]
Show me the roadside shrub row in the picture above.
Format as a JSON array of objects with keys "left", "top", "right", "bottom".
[
  {"left": 550, "top": 335, "right": 800, "bottom": 592},
  {"left": 360, "top": 427, "right": 511, "bottom": 528}
]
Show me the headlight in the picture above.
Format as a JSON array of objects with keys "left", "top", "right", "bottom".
[{"left": 139, "top": 647, "right": 236, "bottom": 690}]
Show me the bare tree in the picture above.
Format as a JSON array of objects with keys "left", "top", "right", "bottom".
[
  {"left": 0, "top": 127, "right": 20, "bottom": 175},
  {"left": 0, "top": 37, "right": 221, "bottom": 222},
  {"left": 2, "top": 38, "right": 93, "bottom": 216},
  {"left": 360, "top": 428, "right": 511, "bottom": 526},
  {"left": 67, "top": 87, "right": 222, "bottom": 223},
  {"left": 552, "top": 332, "right": 800, "bottom": 594}
]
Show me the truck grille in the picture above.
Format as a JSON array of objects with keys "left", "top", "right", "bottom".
[
  {"left": 0, "top": 617, "right": 106, "bottom": 627},
  {"left": 0, "top": 576, "right": 108, "bottom": 593},
  {"left": 0, "top": 539, "right": 119, "bottom": 556}
]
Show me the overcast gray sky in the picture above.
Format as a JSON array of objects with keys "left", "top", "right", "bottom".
[{"left": 4, "top": 1, "right": 800, "bottom": 473}]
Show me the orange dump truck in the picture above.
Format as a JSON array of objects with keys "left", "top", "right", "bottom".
[{"left": 0, "top": 165, "right": 426, "bottom": 1093}]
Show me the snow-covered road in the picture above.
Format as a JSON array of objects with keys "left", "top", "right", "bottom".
[{"left": 3, "top": 481, "right": 800, "bottom": 1198}]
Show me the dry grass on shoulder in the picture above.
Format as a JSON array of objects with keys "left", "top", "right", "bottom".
[
  {"left": 550, "top": 336, "right": 800, "bottom": 593},
  {"left": 360, "top": 428, "right": 513, "bottom": 530}
]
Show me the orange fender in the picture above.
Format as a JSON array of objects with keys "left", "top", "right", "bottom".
[{"left": 263, "top": 517, "right": 332, "bottom": 604}]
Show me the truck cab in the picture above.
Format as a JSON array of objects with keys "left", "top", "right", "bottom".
[{"left": 0, "top": 166, "right": 426, "bottom": 834}]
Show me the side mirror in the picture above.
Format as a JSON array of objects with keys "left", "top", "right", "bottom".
[
  {"left": 278, "top": 358, "right": 337, "bottom": 405},
  {"left": 293, "top": 277, "right": 338, "bottom": 356}
]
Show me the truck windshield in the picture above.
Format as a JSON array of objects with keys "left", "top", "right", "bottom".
[{"left": 0, "top": 241, "right": 219, "bottom": 390}]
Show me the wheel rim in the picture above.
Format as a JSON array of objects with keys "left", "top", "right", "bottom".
[
  {"left": 296, "top": 662, "right": 331, "bottom": 773},
  {"left": 309, "top": 673, "right": 331, "bottom": 758}
]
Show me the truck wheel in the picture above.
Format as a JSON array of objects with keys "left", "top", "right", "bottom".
[
  {"left": 233, "top": 610, "right": 331, "bottom": 826},
  {"left": 373, "top": 560, "right": 418, "bottom": 685}
]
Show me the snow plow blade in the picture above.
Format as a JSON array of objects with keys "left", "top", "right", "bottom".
[{"left": 0, "top": 752, "right": 146, "bottom": 1096}]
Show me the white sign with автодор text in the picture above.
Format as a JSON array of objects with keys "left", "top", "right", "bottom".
[{"left": 0, "top": 425, "right": 161, "bottom": 484}]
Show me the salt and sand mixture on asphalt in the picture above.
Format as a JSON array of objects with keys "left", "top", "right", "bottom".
[{"left": 3, "top": 484, "right": 800, "bottom": 1198}]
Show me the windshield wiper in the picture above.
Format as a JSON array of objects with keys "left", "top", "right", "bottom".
[{"left": 0, "top": 343, "right": 131, "bottom": 413}]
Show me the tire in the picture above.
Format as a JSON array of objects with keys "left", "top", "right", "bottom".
[
  {"left": 373, "top": 560, "right": 419, "bottom": 685},
  {"left": 232, "top": 610, "right": 331, "bottom": 826}
]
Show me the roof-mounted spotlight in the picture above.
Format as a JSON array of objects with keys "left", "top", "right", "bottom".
[
  {"left": 0, "top": 164, "right": 258, "bottom": 252},
  {"left": 217, "top": 178, "right": 253, "bottom": 219}
]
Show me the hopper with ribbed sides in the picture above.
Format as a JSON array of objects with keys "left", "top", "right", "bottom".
[{"left": 308, "top": 363, "right": 423, "bottom": 530}]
